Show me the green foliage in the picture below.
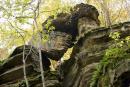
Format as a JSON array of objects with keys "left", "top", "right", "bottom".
[
  {"left": 44, "top": 18, "right": 55, "bottom": 33},
  {"left": 0, "top": 60, "right": 4, "bottom": 66},
  {"left": 0, "top": 0, "right": 37, "bottom": 58},
  {"left": 109, "top": 32, "right": 120, "bottom": 41},
  {"left": 90, "top": 32, "right": 130, "bottom": 87},
  {"left": 0, "top": 58, "right": 8, "bottom": 66}
]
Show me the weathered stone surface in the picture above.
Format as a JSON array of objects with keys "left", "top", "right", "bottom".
[
  {"left": 0, "top": 71, "right": 60, "bottom": 87},
  {"left": 0, "top": 45, "right": 52, "bottom": 86},
  {"left": 0, "top": 64, "right": 33, "bottom": 84},
  {"left": 71, "top": 3, "right": 100, "bottom": 25},
  {"left": 29, "top": 3, "right": 100, "bottom": 61},
  {"left": 0, "top": 45, "right": 51, "bottom": 73},
  {"left": 1, "top": 3, "right": 130, "bottom": 87},
  {"left": 71, "top": 3, "right": 100, "bottom": 38},
  {"left": 97, "top": 59, "right": 130, "bottom": 87},
  {"left": 40, "top": 13, "right": 76, "bottom": 60},
  {"left": 61, "top": 22, "right": 130, "bottom": 87}
]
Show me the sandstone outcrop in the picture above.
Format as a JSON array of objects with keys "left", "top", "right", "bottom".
[{"left": 0, "top": 3, "right": 130, "bottom": 87}]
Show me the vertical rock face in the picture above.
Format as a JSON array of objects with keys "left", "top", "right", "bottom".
[
  {"left": 77, "top": 17, "right": 99, "bottom": 38},
  {"left": 1, "top": 3, "right": 130, "bottom": 87},
  {"left": 61, "top": 22, "right": 130, "bottom": 87},
  {"left": 70, "top": 3, "right": 100, "bottom": 58},
  {"left": 103, "top": 59, "right": 130, "bottom": 87}
]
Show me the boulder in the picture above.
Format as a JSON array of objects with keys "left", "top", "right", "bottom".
[{"left": 30, "top": 3, "right": 100, "bottom": 61}]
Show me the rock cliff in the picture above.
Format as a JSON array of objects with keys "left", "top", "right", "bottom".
[{"left": 0, "top": 3, "right": 130, "bottom": 87}]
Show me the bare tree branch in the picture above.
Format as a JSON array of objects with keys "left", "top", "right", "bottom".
[{"left": 33, "top": 0, "right": 46, "bottom": 87}]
